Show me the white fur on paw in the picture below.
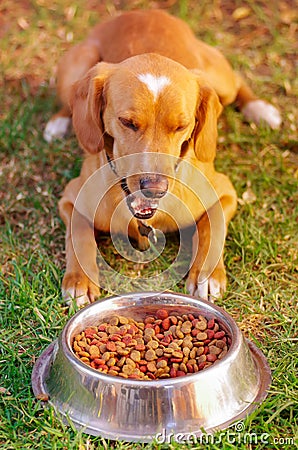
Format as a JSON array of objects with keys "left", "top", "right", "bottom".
[
  {"left": 242, "top": 100, "right": 282, "bottom": 129},
  {"left": 209, "top": 278, "right": 222, "bottom": 301},
  {"left": 187, "top": 275, "right": 224, "bottom": 302},
  {"left": 62, "top": 287, "right": 90, "bottom": 307},
  {"left": 195, "top": 279, "right": 209, "bottom": 300},
  {"left": 43, "top": 117, "right": 71, "bottom": 142}
]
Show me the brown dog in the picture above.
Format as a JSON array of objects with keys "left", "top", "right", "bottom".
[{"left": 45, "top": 10, "right": 281, "bottom": 305}]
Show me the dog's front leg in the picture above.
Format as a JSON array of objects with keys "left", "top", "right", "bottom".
[
  {"left": 59, "top": 197, "right": 100, "bottom": 306},
  {"left": 186, "top": 193, "right": 237, "bottom": 301}
]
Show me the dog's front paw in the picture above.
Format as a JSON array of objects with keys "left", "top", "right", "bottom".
[
  {"left": 186, "top": 267, "right": 227, "bottom": 302},
  {"left": 62, "top": 272, "right": 100, "bottom": 307}
]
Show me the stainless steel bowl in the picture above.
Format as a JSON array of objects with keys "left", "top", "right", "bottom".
[{"left": 32, "top": 292, "right": 271, "bottom": 442}]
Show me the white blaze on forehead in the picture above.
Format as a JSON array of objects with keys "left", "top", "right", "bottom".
[{"left": 138, "top": 73, "right": 171, "bottom": 101}]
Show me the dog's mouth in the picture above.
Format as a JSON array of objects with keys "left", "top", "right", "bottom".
[
  {"left": 121, "top": 178, "right": 159, "bottom": 219},
  {"left": 127, "top": 195, "right": 159, "bottom": 219}
]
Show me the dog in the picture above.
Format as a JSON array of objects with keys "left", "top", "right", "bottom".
[{"left": 44, "top": 9, "right": 281, "bottom": 306}]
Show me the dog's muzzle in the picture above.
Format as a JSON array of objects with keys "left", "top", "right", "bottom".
[
  {"left": 126, "top": 174, "right": 168, "bottom": 220},
  {"left": 106, "top": 152, "right": 168, "bottom": 220}
]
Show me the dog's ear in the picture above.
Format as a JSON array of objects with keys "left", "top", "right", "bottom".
[
  {"left": 69, "top": 62, "right": 114, "bottom": 153},
  {"left": 192, "top": 79, "right": 223, "bottom": 163}
]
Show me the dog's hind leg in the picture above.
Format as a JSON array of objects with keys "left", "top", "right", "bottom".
[
  {"left": 44, "top": 42, "right": 101, "bottom": 142},
  {"left": 235, "top": 73, "right": 282, "bottom": 129}
]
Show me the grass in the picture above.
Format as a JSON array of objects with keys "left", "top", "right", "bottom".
[{"left": 0, "top": 0, "right": 297, "bottom": 448}]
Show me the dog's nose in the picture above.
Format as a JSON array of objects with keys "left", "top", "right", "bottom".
[{"left": 140, "top": 174, "right": 168, "bottom": 198}]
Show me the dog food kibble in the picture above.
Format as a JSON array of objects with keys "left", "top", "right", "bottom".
[{"left": 72, "top": 310, "right": 230, "bottom": 380}]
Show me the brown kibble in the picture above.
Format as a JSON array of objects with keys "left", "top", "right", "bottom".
[
  {"left": 144, "top": 316, "right": 155, "bottom": 324},
  {"left": 93, "top": 358, "right": 105, "bottom": 365},
  {"left": 118, "top": 373, "right": 128, "bottom": 378},
  {"left": 170, "top": 367, "right": 177, "bottom": 377},
  {"left": 147, "top": 340, "right": 159, "bottom": 349},
  {"left": 198, "top": 354, "right": 207, "bottom": 363},
  {"left": 206, "top": 329, "right": 215, "bottom": 339},
  {"left": 216, "top": 340, "right": 226, "bottom": 349},
  {"left": 214, "top": 331, "right": 225, "bottom": 339},
  {"left": 156, "top": 359, "right": 168, "bottom": 369},
  {"left": 155, "top": 348, "right": 164, "bottom": 357},
  {"left": 195, "top": 320, "right": 207, "bottom": 331},
  {"left": 214, "top": 323, "right": 219, "bottom": 332},
  {"left": 79, "top": 351, "right": 90, "bottom": 358},
  {"left": 218, "top": 349, "right": 228, "bottom": 360},
  {"left": 73, "top": 311, "right": 230, "bottom": 379},
  {"left": 196, "top": 346, "right": 204, "bottom": 356},
  {"left": 109, "top": 316, "right": 119, "bottom": 326},
  {"left": 172, "top": 350, "right": 183, "bottom": 359},
  {"left": 107, "top": 357, "right": 117, "bottom": 367},
  {"left": 77, "top": 340, "right": 87, "bottom": 348},
  {"left": 130, "top": 350, "right": 141, "bottom": 362},
  {"left": 186, "top": 363, "right": 194, "bottom": 373},
  {"left": 135, "top": 343, "right": 146, "bottom": 351},
  {"left": 80, "top": 356, "right": 90, "bottom": 363},
  {"left": 117, "top": 356, "right": 126, "bottom": 367},
  {"left": 179, "top": 362, "right": 187, "bottom": 373},
  {"left": 73, "top": 341, "right": 81, "bottom": 353},
  {"left": 182, "top": 337, "right": 193, "bottom": 349},
  {"left": 144, "top": 328, "right": 155, "bottom": 338},
  {"left": 89, "top": 345, "right": 100, "bottom": 357},
  {"left": 196, "top": 332, "right": 208, "bottom": 341},
  {"left": 209, "top": 345, "right": 222, "bottom": 355},
  {"left": 193, "top": 363, "right": 199, "bottom": 372},
  {"left": 190, "top": 348, "right": 197, "bottom": 359},
  {"left": 176, "top": 328, "right": 184, "bottom": 339},
  {"left": 207, "top": 353, "right": 217, "bottom": 362},
  {"left": 119, "top": 316, "right": 129, "bottom": 324},
  {"left": 110, "top": 334, "right": 122, "bottom": 342},
  {"left": 162, "top": 318, "right": 171, "bottom": 330},
  {"left": 122, "top": 335, "right": 132, "bottom": 345},
  {"left": 106, "top": 341, "right": 117, "bottom": 352},
  {"left": 107, "top": 325, "right": 120, "bottom": 335},
  {"left": 125, "top": 358, "right": 136, "bottom": 367},
  {"left": 181, "top": 321, "right": 192, "bottom": 334},
  {"left": 208, "top": 318, "right": 215, "bottom": 329},
  {"left": 147, "top": 362, "right": 157, "bottom": 372},
  {"left": 99, "top": 343, "right": 107, "bottom": 353},
  {"left": 117, "top": 348, "right": 130, "bottom": 356},
  {"left": 102, "top": 352, "right": 111, "bottom": 361},
  {"left": 156, "top": 309, "right": 169, "bottom": 320},
  {"left": 145, "top": 349, "right": 157, "bottom": 361},
  {"left": 169, "top": 315, "right": 178, "bottom": 325},
  {"left": 183, "top": 347, "right": 190, "bottom": 357},
  {"left": 154, "top": 325, "right": 161, "bottom": 335},
  {"left": 122, "top": 364, "right": 135, "bottom": 375}
]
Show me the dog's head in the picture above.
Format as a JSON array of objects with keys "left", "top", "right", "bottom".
[{"left": 70, "top": 54, "right": 222, "bottom": 219}]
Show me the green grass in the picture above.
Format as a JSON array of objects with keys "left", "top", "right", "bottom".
[{"left": 0, "top": 0, "right": 297, "bottom": 449}]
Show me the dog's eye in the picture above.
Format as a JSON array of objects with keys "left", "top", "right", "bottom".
[
  {"left": 175, "top": 124, "right": 188, "bottom": 132},
  {"left": 119, "top": 117, "right": 139, "bottom": 132}
]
